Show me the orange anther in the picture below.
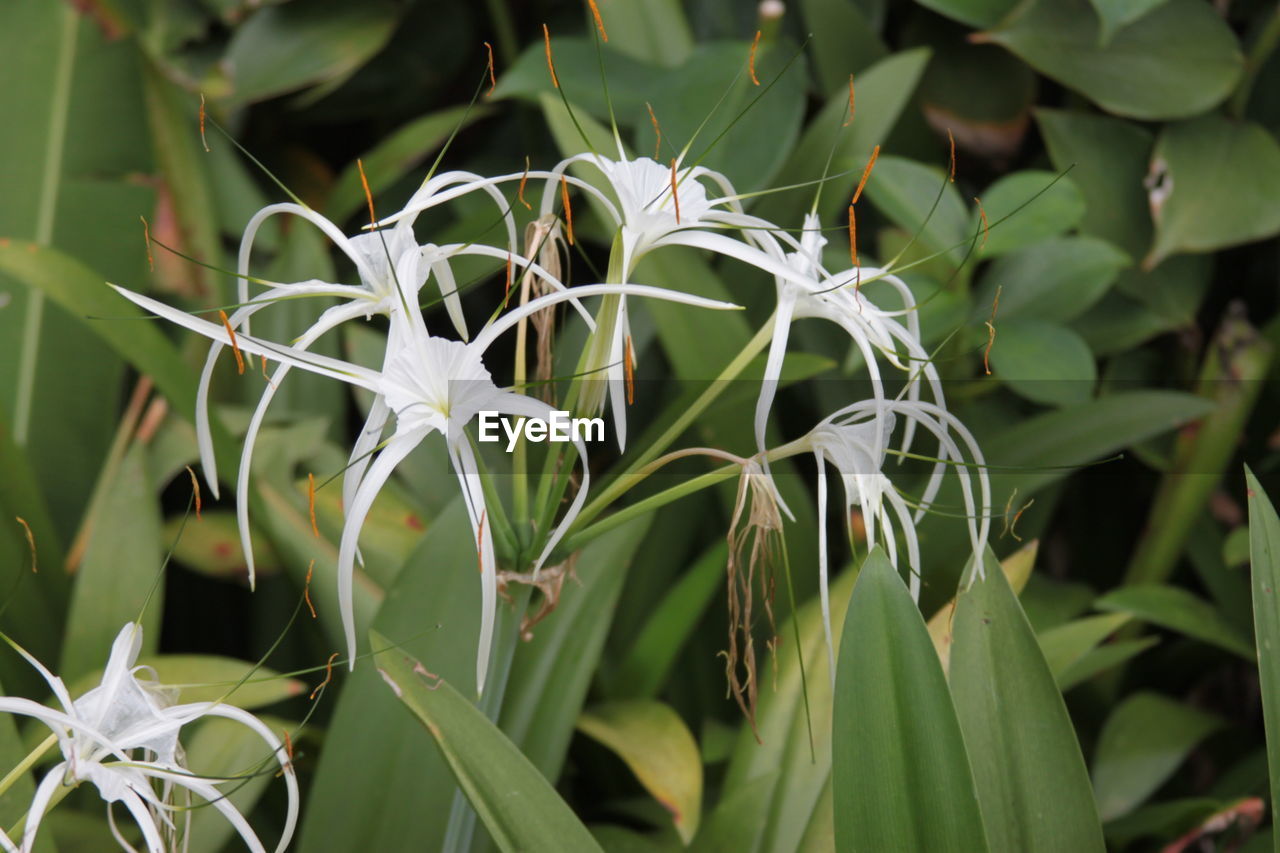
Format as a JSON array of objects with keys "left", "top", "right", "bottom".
[
  {"left": 670, "top": 159, "right": 681, "bottom": 225},
  {"left": 483, "top": 41, "right": 496, "bottom": 96},
  {"left": 307, "top": 472, "right": 319, "bottom": 537},
  {"left": 310, "top": 652, "right": 340, "bottom": 700},
  {"left": 304, "top": 559, "right": 317, "bottom": 619},
  {"left": 139, "top": 216, "right": 154, "bottom": 272},
  {"left": 749, "top": 30, "right": 762, "bottom": 86},
  {"left": 476, "top": 511, "right": 487, "bottom": 574},
  {"left": 646, "top": 102, "right": 662, "bottom": 159},
  {"left": 983, "top": 286, "right": 1001, "bottom": 376},
  {"left": 15, "top": 517, "right": 36, "bottom": 573},
  {"left": 588, "top": 0, "right": 608, "bottom": 41},
  {"left": 852, "top": 145, "right": 879, "bottom": 205},
  {"left": 624, "top": 335, "right": 635, "bottom": 405},
  {"left": 505, "top": 254, "right": 513, "bottom": 300},
  {"left": 357, "top": 158, "right": 377, "bottom": 228},
  {"left": 974, "top": 196, "right": 989, "bottom": 250},
  {"left": 843, "top": 75, "right": 855, "bottom": 127},
  {"left": 947, "top": 128, "right": 956, "bottom": 183},
  {"left": 218, "top": 310, "right": 245, "bottom": 375},
  {"left": 543, "top": 24, "right": 560, "bottom": 88},
  {"left": 184, "top": 465, "right": 202, "bottom": 520},
  {"left": 560, "top": 174, "right": 574, "bottom": 245},
  {"left": 199, "top": 93, "right": 210, "bottom": 153},
  {"left": 517, "top": 156, "right": 532, "bottom": 210}
]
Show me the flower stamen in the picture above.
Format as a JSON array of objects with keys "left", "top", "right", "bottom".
[
  {"left": 357, "top": 158, "right": 376, "bottom": 229},
  {"left": 543, "top": 24, "right": 560, "bottom": 88},
  {"left": 974, "top": 196, "right": 989, "bottom": 250},
  {"left": 15, "top": 516, "right": 36, "bottom": 573},
  {"left": 483, "top": 41, "right": 496, "bottom": 96},
  {"left": 749, "top": 30, "right": 762, "bottom": 86},
  {"left": 308, "top": 473, "right": 320, "bottom": 537},
  {"left": 624, "top": 335, "right": 635, "bottom": 405},
  {"left": 588, "top": 0, "right": 608, "bottom": 41},
  {"left": 218, "top": 310, "right": 245, "bottom": 374},
  {"left": 310, "top": 652, "right": 339, "bottom": 700},
  {"left": 947, "top": 128, "right": 957, "bottom": 182},
  {"left": 185, "top": 465, "right": 202, "bottom": 520},
  {"left": 560, "top": 174, "right": 575, "bottom": 244},
  {"left": 304, "top": 559, "right": 317, "bottom": 619},
  {"left": 518, "top": 156, "right": 532, "bottom": 210},
  {"left": 852, "top": 144, "right": 879, "bottom": 204},
  {"left": 983, "top": 285, "right": 1001, "bottom": 376},
  {"left": 199, "top": 93, "right": 210, "bottom": 153},
  {"left": 646, "top": 102, "right": 662, "bottom": 159},
  {"left": 844, "top": 75, "right": 855, "bottom": 126},
  {"left": 670, "top": 159, "right": 681, "bottom": 225},
  {"left": 139, "top": 215, "right": 154, "bottom": 272}
]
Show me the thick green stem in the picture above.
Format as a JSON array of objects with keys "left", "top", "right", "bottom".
[
  {"left": 0, "top": 734, "right": 56, "bottom": 803},
  {"left": 1124, "top": 306, "right": 1273, "bottom": 586}
]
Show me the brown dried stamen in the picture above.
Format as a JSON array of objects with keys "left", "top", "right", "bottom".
[
  {"left": 947, "top": 128, "right": 956, "bottom": 182},
  {"left": 185, "top": 465, "right": 202, "bottom": 520},
  {"left": 218, "top": 310, "right": 245, "bottom": 375},
  {"left": 483, "top": 41, "right": 496, "bottom": 96},
  {"left": 139, "top": 216, "right": 154, "bottom": 272},
  {"left": 199, "top": 93, "right": 210, "bottom": 153},
  {"left": 310, "top": 652, "right": 340, "bottom": 700},
  {"left": 749, "top": 30, "right": 762, "bottom": 86},
  {"left": 560, "top": 174, "right": 575, "bottom": 245},
  {"left": 15, "top": 517, "right": 36, "bottom": 573}
]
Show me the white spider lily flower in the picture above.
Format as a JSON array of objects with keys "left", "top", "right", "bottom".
[
  {"left": 532, "top": 152, "right": 793, "bottom": 451},
  {"left": 112, "top": 281, "right": 740, "bottom": 693},
  {"left": 0, "top": 623, "right": 297, "bottom": 853},
  {"left": 805, "top": 399, "right": 991, "bottom": 687},
  {"left": 753, "top": 213, "right": 943, "bottom": 508}
]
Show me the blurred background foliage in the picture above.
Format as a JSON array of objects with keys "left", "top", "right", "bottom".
[{"left": 3, "top": 0, "right": 1280, "bottom": 850}]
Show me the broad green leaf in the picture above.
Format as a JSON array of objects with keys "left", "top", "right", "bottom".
[
  {"left": 1092, "top": 692, "right": 1224, "bottom": 820},
  {"left": 973, "top": 170, "right": 1084, "bottom": 257},
  {"left": 370, "top": 630, "right": 603, "bottom": 853},
  {"left": 578, "top": 702, "right": 702, "bottom": 843},
  {"left": 1036, "top": 108, "right": 1153, "bottom": 259},
  {"left": 609, "top": 542, "right": 726, "bottom": 699},
  {"left": 1245, "top": 466, "right": 1280, "bottom": 836},
  {"left": 1057, "top": 637, "right": 1159, "bottom": 690},
  {"left": 983, "top": 0, "right": 1242, "bottom": 120},
  {"left": 760, "top": 48, "right": 931, "bottom": 227},
  {"left": 916, "top": 0, "right": 1019, "bottom": 28},
  {"left": 594, "top": 0, "right": 694, "bottom": 67},
  {"left": 494, "top": 38, "right": 660, "bottom": 127},
  {"left": 989, "top": 320, "right": 1096, "bottom": 406},
  {"left": 1037, "top": 613, "right": 1131, "bottom": 684},
  {"left": 59, "top": 444, "right": 162, "bottom": 682},
  {"left": 1145, "top": 117, "right": 1280, "bottom": 269},
  {"left": 974, "top": 236, "right": 1129, "bottom": 323},
  {"left": 928, "top": 539, "right": 1038, "bottom": 672},
  {"left": 833, "top": 548, "right": 989, "bottom": 852},
  {"left": 162, "top": 510, "right": 281, "bottom": 582},
  {"left": 950, "top": 551, "right": 1106, "bottom": 852},
  {"left": 497, "top": 518, "right": 652, "bottom": 782},
  {"left": 222, "top": 0, "right": 399, "bottom": 105},
  {"left": 1089, "top": 0, "right": 1171, "bottom": 45},
  {"left": 326, "top": 105, "right": 492, "bottom": 224},
  {"left": 69, "top": 656, "right": 303, "bottom": 711},
  {"left": 800, "top": 0, "right": 888, "bottom": 93},
  {"left": 1095, "top": 584, "right": 1254, "bottom": 659},
  {"left": 182, "top": 713, "right": 294, "bottom": 853},
  {"left": 298, "top": 500, "right": 481, "bottom": 853},
  {"left": 1103, "top": 796, "right": 1222, "bottom": 847},
  {"left": 719, "top": 567, "right": 854, "bottom": 853},
  {"left": 307, "top": 473, "right": 424, "bottom": 590},
  {"left": 862, "top": 155, "right": 969, "bottom": 264}
]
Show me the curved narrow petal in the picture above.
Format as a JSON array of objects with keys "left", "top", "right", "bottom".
[
  {"left": 884, "top": 487, "right": 922, "bottom": 602},
  {"left": 116, "top": 786, "right": 167, "bottom": 853},
  {"left": 236, "top": 301, "right": 371, "bottom": 589},
  {"left": 447, "top": 440, "right": 498, "bottom": 694},
  {"left": 19, "top": 763, "right": 66, "bottom": 853},
  {"left": 815, "top": 453, "right": 835, "bottom": 690},
  {"left": 436, "top": 243, "right": 595, "bottom": 328},
  {"left": 429, "top": 257, "right": 469, "bottom": 342},
  {"left": 343, "top": 394, "right": 391, "bottom": 536},
  {"left": 110, "top": 287, "right": 383, "bottom": 393},
  {"left": 134, "top": 768, "right": 267, "bottom": 853},
  {"left": 755, "top": 295, "right": 797, "bottom": 521},
  {"left": 470, "top": 283, "right": 741, "bottom": 355},
  {"left": 606, "top": 303, "right": 628, "bottom": 452},
  {"left": 336, "top": 430, "right": 429, "bottom": 668}
]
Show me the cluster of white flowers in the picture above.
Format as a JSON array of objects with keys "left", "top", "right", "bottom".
[{"left": 109, "top": 143, "right": 991, "bottom": 699}]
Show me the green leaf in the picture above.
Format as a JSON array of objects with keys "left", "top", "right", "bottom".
[
  {"left": 916, "top": 0, "right": 1019, "bottom": 29},
  {"left": 862, "top": 155, "right": 969, "bottom": 264},
  {"left": 494, "top": 39, "right": 660, "bottom": 127},
  {"left": 800, "top": 0, "right": 888, "bottom": 93},
  {"left": 1089, "top": 0, "right": 1171, "bottom": 45},
  {"left": 326, "top": 105, "right": 492, "bottom": 224},
  {"left": 162, "top": 510, "right": 281, "bottom": 582},
  {"left": 1037, "top": 612, "right": 1131, "bottom": 685},
  {"left": 578, "top": 702, "right": 703, "bottom": 843},
  {"left": 759, "top": 48, "right": 931, "bottom": 227},
  {"left": 1245, "top": 466, "right": 1280, "bottom": 836},
  {"left": 983, "top": 0, "right": 1242, "bottom": 121},
  {"left": 370, "top": 630, "right": 603, "bottom": 853},
  {"left": 608, "top": 542, "right": 726, "bottom": 699},
  {"left": 1095, "top": 584, "right": 1255, "bottom": 659},
  {"left": 1092, "top": 692, "right": 1224, "bottom": 820},
  {"left": 1036, "top": 108, "right": 1153, "bottom": 259},
  {"left": 59, "top": 444, "right": 162, "bottom": 682},
  {"left": 950, "top": 551, "right": 1106, "bottom": 852},
  {"left": 594, "top": 0, "right": 694, "bottom": 68},
  {"left": 973, "top": 170, "right": 1084, "bottom": 256},
  {"left": 1145, "top": 117, "right": 1280, "bottom": 269},
  {"left": 1056, "top": 637, "right": 1159, "bottom": 691},
  {"left": 833, "top": 548, "right": 989, "bottom": 852},
  {"left": 975, "top": 236, "right": 1129, "bottom": 323},
  {"left": 223, "top": 0, "right": 400, "bottom": 105},
  {"left": 497, "top": 518, "right": 652, "bottom": 781},
  {"left": 928, "top": 539, "right": 1038, "bottom": 673},
  {"left": 989, "top": 320, "right": 1096, "bottom": 406}
]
